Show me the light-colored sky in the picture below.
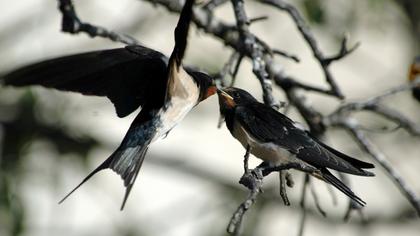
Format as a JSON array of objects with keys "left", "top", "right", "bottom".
[{"left": 1, "top": 0, "right": 419, "bottom": 236}]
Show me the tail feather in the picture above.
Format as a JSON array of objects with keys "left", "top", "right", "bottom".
[
  {"left": 309, "top": 134, "right": 375, "bottom": 170},
  {"left": 58, "top": 155, "right": 113, "bottom": 204},
  {"left": 59, "top": 143, "right": 149, "bottom": 210},
  {"left": 321, "top": 168, "right": 366, "bottom": 206},
  {"left": 110, "top": 145, "right": 149, "bottom": 210}
]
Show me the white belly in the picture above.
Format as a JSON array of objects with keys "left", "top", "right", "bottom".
[
  {"left": 154, "top": 95, "right": 197, "bottom": 140},
  {"left": 154, "top": 66, "right": 200, "bottom": 141},
  {"left": 232, "top": 121, "right": 302, "bottom": 165}
]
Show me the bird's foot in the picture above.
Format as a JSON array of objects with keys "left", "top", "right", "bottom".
[{"left": 239, "top": 167, "right": 263, "bottom": 192}]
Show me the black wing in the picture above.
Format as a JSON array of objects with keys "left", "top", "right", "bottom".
[
  {"left": 235, "top": 103, "right": 374, "bottom": 176},
  {"left": 56, "top": 0, "right": 197, "bottom": 210},
  {"left": 2, "top": 45, "right": 168, "bottom": 117}
]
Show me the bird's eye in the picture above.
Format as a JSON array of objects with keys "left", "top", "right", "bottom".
[{"left": 233, "top": 92, "right": 240, "bottom": 99}]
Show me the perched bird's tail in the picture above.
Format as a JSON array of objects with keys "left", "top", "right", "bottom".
[
  {"left": 59, "top": 137, "right": 151, "bottom": 210},
  {"left": 320, "top": 168, "right": 366, "bottom": 206}
]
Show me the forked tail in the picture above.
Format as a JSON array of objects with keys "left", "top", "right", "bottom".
[
  {"left": 321, "top": 168, "right": 367, "bottom": 206},
  {"left": 59, "top": 142, "right": 150, "bottom": 210}
]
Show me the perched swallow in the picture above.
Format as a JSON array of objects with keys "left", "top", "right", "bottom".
[
  {"left": 409, "top": 56, "right": 420, "bottom": 102},
  {"left": 2, "top": 0, "right": 216, "bottom": 209},
  {"left": 217, "top": 87, "right": 375, "bottom": 206}
]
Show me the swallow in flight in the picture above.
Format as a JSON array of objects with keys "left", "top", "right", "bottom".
[
  {"left": 2, "top": 0, "right": 216, "bottom": 209},
  {"left": 409, "top": 56, "right": 420, "bottom": 102},
  {"left": 217, "top": 87, "right": 375, "bottom": 206}
]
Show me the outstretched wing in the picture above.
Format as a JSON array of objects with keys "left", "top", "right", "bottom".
[
  {"left": 57, "top": 0, "right": 197, "bottom": 209},
  {"left": 235, "top": 103, "right": 374, "bottom": 176},
  {"left": 2, "top": 45, "right": 169, "bottom": 117}
]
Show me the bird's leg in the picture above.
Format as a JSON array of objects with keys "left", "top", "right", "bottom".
[
  {"left": 239, "top": 145, "right": 264, "bottom": 191},
  {"left": 279, "top": 171, "right": 290, "bottom": 205},
  {"left": 243, "top": 145, "right": 251, "bottom": 174}
]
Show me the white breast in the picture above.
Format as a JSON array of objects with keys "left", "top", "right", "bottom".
[{"left": 154, "top": 67, "right": 199, "bottom": 141}]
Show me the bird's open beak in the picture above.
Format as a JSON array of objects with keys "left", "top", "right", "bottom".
[{"left": 217, "top": 88, "right": 236, "bottom": 108}]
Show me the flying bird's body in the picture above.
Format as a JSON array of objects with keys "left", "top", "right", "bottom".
[
  {"left": 217, "top": 87, "right": 375, "bottom": 206},
  {"left": 2, "top": 0, "right": 216, "bottom": 209}
]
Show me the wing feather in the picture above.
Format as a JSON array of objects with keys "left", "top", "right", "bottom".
[{"left": 3, "top": 45, "right": 168, "bottom": 117}]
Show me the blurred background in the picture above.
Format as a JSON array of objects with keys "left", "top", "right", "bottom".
[{"left": 0, "top": 0, "right": 419, "bottom": 236}]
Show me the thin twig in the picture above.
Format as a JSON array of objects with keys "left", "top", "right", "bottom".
[
  {"left": 214, "top": 51, "right": 244, "bottom": 88},
  {"left": 202, "top": 0, "right": 229, "bottom": 11},
  {"left": 272, "top": 49, "right": 300, "bottom": 62},
  {"left": 326, "top": 182, "right": 338, "bottom": 206},
  {"left": 328, "top": 81, "right": 420, "bottom": 136},
  {"left": 367, "top": 80, "right": 420, "bottom": 103},
  {"left": 308, "top": 178, "right": 327, "bottom": 217},
  {"left": 227, "top": 168, "right": 264, "bottom": 234},
  {"left": 322, "top": 37, "right": 360, "bottom": 66},
  {"left": 297, "top": 174, "right": 310, "bottom": 236},
  {"left": 57, "top": 0, "right": 139, "bottom": 45},
  {"left": 228, "top": 162, "right": 319, "bottom": 234},
  {"left": 249, "top": 15, "right": 269, "bottom": 24},
  {"left": 338, "top": 172, "right": 364, "bottom": 221},
  {"left": 279, "top": 171, "right": 290, "bottom": 205},
  {"left": 258, "top": 0, "right": 361, "bottom": 99}
]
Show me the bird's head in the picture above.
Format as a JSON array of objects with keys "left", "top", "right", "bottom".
[
  {"left": 217, "top": 87, "right": 258, "bottom": 113},
  {"left": 187, "top": 71, "right": 217, "bottom": 101}
]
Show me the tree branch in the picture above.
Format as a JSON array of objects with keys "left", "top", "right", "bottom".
[
  {"left": 57, "top": 0, "right": 139, "bottom": 45},
  {"left": 54, "top": 0, "right": 420, "bottom": 233},
  {"left": 231, "top": 0, "right": 279, "bottom": 108},
  {"left": 339, "top": 119, "right": 420, "bottom": 217},
  {"left": 258, "top": 0, "right": 361, "bottom": 99}
]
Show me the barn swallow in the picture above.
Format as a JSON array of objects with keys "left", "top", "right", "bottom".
[
  {"left": 2, "top": 0, "right": 216, "bottom": 209},
  {"left": 217, "top": 87, "right": 375, "bottom": 206},
  {"left": 408, "top": 56, "right": 420, "bottom": 102}
]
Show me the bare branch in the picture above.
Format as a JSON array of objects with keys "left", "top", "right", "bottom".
[
  {"left": 323, "top": 37, "right": 360, "bottom": 66},
  {"left": 257, "top": 0, "right": 361, "bottom": 99},
  {"left": 272, "top": 49, "right": 300, "bottom": 62},
  {"left": 249, "top": 15, "right": 269, "bottom": 24},
  {"left": 367, "top": 104, "right": 420, "bottom": 136},
  {"left": 227, "top": 168, "right": 264, "bottom": 235},
  {"left": 342, "top": 119, "right": 420, "bottom": 217},
  {"left": 57, "top": 0, "right": 139, "bottom": 45},
  {"left": 328, "top": 81, "right": 420, "bottom": 136},
  {"left": 214, "top": 51, "right": 244, "bottom": 88},
  {"left": 231, "top": 0, "right": 280, "bottom": 108},
  {"left": 54, "top": 0, "right": 420, "bottom": 232}
]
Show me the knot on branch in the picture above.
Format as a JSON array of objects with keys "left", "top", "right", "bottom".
[{"left": 239, "top": 168, "right": 263, "bottom": 191}]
